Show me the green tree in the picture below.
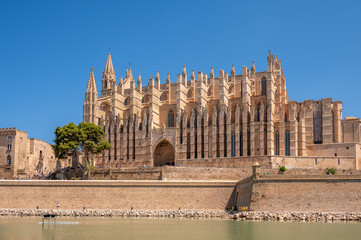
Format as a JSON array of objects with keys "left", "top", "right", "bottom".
[{"left": 52, "top": 122, "right": 111, "bottom": 179}]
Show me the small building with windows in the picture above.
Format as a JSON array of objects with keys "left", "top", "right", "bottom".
[
  {"left": 0, "top": 128, "right": 64, "bottom": 178},
  {"left": 83, "top": 51, "right": 361, "bottom": 170}
]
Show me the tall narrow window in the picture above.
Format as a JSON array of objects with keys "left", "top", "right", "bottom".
[
  {"left": 127, "top": 121, "right": 130, "bottom": 160},
  {"left": 257, "top": 103, "right": 261, "bottom": 122},
  {"left": 146, "top": 121, "right": 149, "bottom": 137},
  {"left": 133, "top": 123, "right": 135, "bottom": 159},
  {"left": 224, "top": 117, "right": 227, "bottom": 157},
  {"left": 168, "top": 110, "right": 175, "bottom": 127},
  {"left": 247, "top": 130, "right": 251, "bottom": 156},
  {"left": 231, "top": 131, "right": 236, "bottom": 157},
  {"left": 240, "top": 131, "right": 243, "bottom": 156},
  {"left": 195, "top": 128, "right": 198, "bottom": 159},
  {"left": 187, "top": 133, "right": 191, "bottom": 159},
  {"left": 201, "top": 118, "right": 204, "bottom": 158},
  {"left": 7, "top": 155, "right": 11, "bottom": 165},
  {"left": 313, "top": 105, "right": 322, "bottom": 144},
  {"left": 180, "top": 116, "right": 183, "bottom": 144},
  {"left": 261, "top": 77, "right": 267, "bottom": 95},
  {"left": 275, "top": 130, "right": 280, "bottom": 155},
  {"left": 194, "top": 112, "right": 198, "bottom": 159},
  {"left": 216, "top": 112, "right": 220, "bottom": 157},
  {"left": 285, "top": 130, "right": 290, "bottom": 156}
]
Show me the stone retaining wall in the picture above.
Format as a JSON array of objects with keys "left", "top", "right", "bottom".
[
  {"left": 235, "top": 175, "right": 361, "bottom": 212},
  {"left": 0, "top": 180, "right": 236, "bottom": 210}
]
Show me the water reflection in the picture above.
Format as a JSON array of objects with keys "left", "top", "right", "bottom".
[{"left": 0, "top": 217, "right": 360, "bottom": 240}]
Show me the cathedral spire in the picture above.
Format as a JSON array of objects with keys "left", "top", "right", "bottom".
[
  {"left": 101, "top": 51, "right": 116, "bottom": 94},
  {"left": 84, "top": 66, "right": 99, "bottom": 123},
  {"left": 86, "top": 67, "right": 97, "bottom": 93},
  {"left": 104, "top": 51, "right": 115, "bottom": 74},
  {"left": 86, "top": 67, "right": 98, "bottom": 94}
]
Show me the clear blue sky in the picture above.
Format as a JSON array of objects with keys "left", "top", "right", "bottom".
[{"left": 1, "top": 0, "right": 360, "bottom": 144}]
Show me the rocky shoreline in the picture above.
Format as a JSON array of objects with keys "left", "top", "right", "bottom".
[{"left": 1, "top": 208, "right": 361, "bottom": 222}]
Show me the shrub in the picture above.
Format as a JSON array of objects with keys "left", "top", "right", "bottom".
[
  {"left": 325, "top": 168, "right": 337, "bottom": 175},
  {"left": 279, "top": 166, "right": 286, "bottom": 172}
]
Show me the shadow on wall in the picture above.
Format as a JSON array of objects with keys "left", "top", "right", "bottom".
[{"left": 231, "top": 177, "right": 253, "bottom": 211}]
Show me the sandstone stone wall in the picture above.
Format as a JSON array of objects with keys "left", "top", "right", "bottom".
[
  {"left": 177, "top": 156, "right": 272, "bottom": 168},
  {"left": 235, "top": 175, "right": 361, "bottom": 212},
  {"left": 271, "top": 156, "right": 355, "bottom": 170},
  {"left": 92, "top": 168, "right": 162, "bottom": 180},
  {"left": 162, "top": 166, "right": 252, "bottom": 180},
  {"left": 0, "top": 180, "right": 236, "bottom": 210}
]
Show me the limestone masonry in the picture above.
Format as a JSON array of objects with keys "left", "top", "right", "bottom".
[
  {"left": 0, "top": 128, "right": 68, "bottom": 178},
  {"left": 83, "top": 51, "right": 361, "bottom": 169}
]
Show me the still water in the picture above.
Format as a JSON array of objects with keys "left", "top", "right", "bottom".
[{"left": 0, "top": 217, "right": 360, "bottom": 240}]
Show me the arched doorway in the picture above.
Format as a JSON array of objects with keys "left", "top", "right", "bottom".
[{"left": 153, "top": 140, "right": 175, "bottom": 167}]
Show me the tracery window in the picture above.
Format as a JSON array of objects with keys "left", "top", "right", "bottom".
[
  {"left": 285, "top": 130, "right": 290, "bottom": 156},
  {"left": 168, "top": 110, "right": 175, "bottom": 127},
  {"left": 257, "top": 103, "right": 261, "bottom": 122},
  {"left": 160, "top": 92, "right": 168, "bottom": 101},
  {"left": 261, "top": 77, "right": 267, "bottom": 95},
  {"left": 187, "top": 133, "right": 191, "bottom": 159},
  {"left": 275, "top": 130, "right": 280, "bottom": 155},
  {"left": 240, "top": 131, "right": 243, "bottom": 156},
  {"left": 313, "top": 106, "right": 323, "bottom": 144},
  {"left": 231, "top": 131, "right": 236, "bottom": 157}
]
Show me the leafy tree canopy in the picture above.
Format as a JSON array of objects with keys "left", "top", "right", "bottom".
[{"left": 52, "top": 122, "right": 111, "bottom": 162}]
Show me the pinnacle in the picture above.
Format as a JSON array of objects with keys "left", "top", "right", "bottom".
[
  {"left": 183, "top": 65, "right": 187, "bottom": 74},
  {"left": 156, "top": 70, "right": 160, "bottom": 80},
  {"left": 86, "top": 67, "right": 97, "bottom": 93},
  {"left": 166, "top": 72, "right": 171, "bottom": 84},
  {"left": 104, "top": 52, "right": 115, "bottom": 73},
  {"left": 210, "top": 66, "right": 215, "bottom": 78}
]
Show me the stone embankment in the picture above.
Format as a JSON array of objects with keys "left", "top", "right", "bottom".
[
  {"left": 230, "top": 211, "right": 361, "bottom": 222},
  {"left": 1, "top": 209, "right": 361, "bottom": 222}
]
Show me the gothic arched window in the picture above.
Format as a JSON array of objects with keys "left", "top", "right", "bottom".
[
  {"left": 160, "top": 92, "right": 168, "bottom": 101},
  {"left": 142, "top": 94, "right": 149, "bottom": 103},
  {"left": 285, "top": 130, "right": 290, "bottom": 156},
  {"left": 187, "top": 89, "right": 193, "bottom": 99},
  {"left": 261, "top": 77, "right": 267, "bottom": 95},
  {"left": 240, "top": 131, "right": 243, "bottom": 156},
  {"left": 208, "top": 87, "right": 213, "bottom": 97},
  {"left": 275, "top": 130, "right": 280, "bottom": 155},
  {"left": 231, "top": 131, "right": 236, "bottom": 157},
  {"left": 257, "top": 103, "right": 261, "bottom": 122},
  {"left": 168, "top": 110, "right": 175, "bottom": 127},
  {"left": 187, "top": 133, "right": 191, "bottom": 159}
]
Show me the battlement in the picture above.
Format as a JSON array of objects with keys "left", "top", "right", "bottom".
[{"left": 0, "top": 127, "right": 17, "bottom": 136}]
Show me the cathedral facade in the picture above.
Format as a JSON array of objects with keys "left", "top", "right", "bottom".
[{"left": 83, "top": 51, "right": 361, "bottom": 169}]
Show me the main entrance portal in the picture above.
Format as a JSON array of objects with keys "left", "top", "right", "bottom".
[{"left": 153, "top": 140, "right": 175, "bottom": 167}]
